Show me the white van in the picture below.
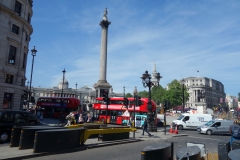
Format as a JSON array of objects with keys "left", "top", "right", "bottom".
[{"left": 172, "top": 113, "right": 212, "bottom": 130}]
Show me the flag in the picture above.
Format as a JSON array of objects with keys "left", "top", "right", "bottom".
[
  {"left": 225, "top": 98, "right": 228, "bottom": 103},
  {"left": 235, "top": 98, "right": 238, "bottom": 103},
  {"left": 220, "top": 98, "right": 223, "bottom": 103}
]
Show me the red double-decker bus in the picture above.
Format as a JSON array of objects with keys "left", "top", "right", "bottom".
[
  {"left": 93, "top": 97, "right": 157, "bottom": 125},
  {"left": 36, "top": 97, "right": 80, "bottom": 118}
]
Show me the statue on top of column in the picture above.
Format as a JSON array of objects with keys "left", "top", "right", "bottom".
[{"left": 103, "top": 8, "right": 108, "bottom": 21}]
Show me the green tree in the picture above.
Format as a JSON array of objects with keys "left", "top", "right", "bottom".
[
  {"left": 138, "top": 90, "right": 149, "bottom": 98},
  {"left": 151, "top": 85, "right": 166, "bottom": 105},
  {"left": 164, "top": 79, "right": 189, "bottom": 108},
  {"left": 125, "top": 93, "right": 133, "bottom": 98}
]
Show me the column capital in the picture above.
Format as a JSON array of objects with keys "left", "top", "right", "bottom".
[{"left": 99, "top": 20, "right": 111, "bottom": 29}]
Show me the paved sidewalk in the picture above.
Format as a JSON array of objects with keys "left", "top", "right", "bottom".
[{"left": 0, "top": 118, "right": 186, "bottom": 160}]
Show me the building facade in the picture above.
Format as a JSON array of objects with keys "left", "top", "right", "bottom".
[
  {"left": 183, "top": 77, "right": 226, "bottom": 109},
  {"left": 26, "top": 77, "right": 124, "bottom": 110},
  {"left": 0, "top": 0, "right": 33, "bottom": 109},
  {"left": 225, "top": 94, "right": 238, "bottom": 110},
  {"left": 25, "top": 78, "right": 95, "bottom": 109}
]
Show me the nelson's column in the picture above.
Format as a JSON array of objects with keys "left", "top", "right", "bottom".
[{"left": 94, "top": 8, "right": 112, "bottom": 97}]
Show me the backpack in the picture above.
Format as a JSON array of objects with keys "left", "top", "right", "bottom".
[{"left": 232, "top": 125, "right": 240, "bottom": 138}]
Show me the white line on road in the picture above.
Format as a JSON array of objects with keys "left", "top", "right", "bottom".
[{"left": 188, "top": 136, "right": 220, "bottom": 141}]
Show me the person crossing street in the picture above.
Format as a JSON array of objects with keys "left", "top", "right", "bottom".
[{"left": 142, "top": 118, "right": 152, "bottom": 137}]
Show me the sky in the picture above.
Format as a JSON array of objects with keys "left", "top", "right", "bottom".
[{"left": 26, "top": 0, "right": 240, "bottom": 96}]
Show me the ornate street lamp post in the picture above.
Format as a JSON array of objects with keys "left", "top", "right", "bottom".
[
  {"left": 61, "top": 69, "right": 66, "bottom": 114},
  {"left": 28, "top": 46, "right": 37, "bottom": 109},
  {"left": 141, "top": 70, "right": 162, "bottom": 132},
  {"left": 181, "top": 79, "right": 185, "bottom": 113}
]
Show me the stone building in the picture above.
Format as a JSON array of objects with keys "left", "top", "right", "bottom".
[
  {"left": 225, "top": 94, "right": 238, "bottom": 110},
  {"left": 26, "top": 78, "right": 95, "bottom": 110},
  {"left": 26, "top": 77, "right": 124, "bottom": 110},
  {"left": 183, "top": 77, "right": 226, "bottom": 109},
  {"left": 0, "top": 0, "right": 33, "bottom": 109}
]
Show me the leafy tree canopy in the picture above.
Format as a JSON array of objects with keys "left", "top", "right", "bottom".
[
  {"left": 135, "top": 79, "right": 190, "bottom": 109},
  {"left": 125, "top": 93, "right": 133, "bottom": 98}
]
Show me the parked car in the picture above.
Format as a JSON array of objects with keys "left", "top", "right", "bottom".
[
  {"left": 197, "top": 119, "right": 233, "bottom": 135},
  {"left": 0, "top": 109, "right": 41, "bottom": 143}
]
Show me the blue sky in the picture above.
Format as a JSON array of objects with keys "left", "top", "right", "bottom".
[{"left": 26, "top": 0, "right": 240, "bottom": 96}]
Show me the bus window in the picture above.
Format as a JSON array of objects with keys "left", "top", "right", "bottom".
[{"left": 136, "top": 116, "right": 141, "bottom": 121}]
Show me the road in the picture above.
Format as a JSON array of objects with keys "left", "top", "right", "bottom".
[{"left": 22, "top": 128, "right": 231, "bottom": 160}]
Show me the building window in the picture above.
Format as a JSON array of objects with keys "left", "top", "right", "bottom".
[
  {"left": 5, "top": 74, "right": 14, "bottom": 84},
  {"left": 12, "top": 24, "right": 20, "bottom": 35},
  {"left": 8, "top": 45, "right": 17, "bottom": 65},
  {"left": 22, "top": 53, "right": 26, "bottom": 69},
  {"left": 27, "top": 13, "right": 31, "bottom": 23},
  {"left": 21, "top": 78, "right": 24, "bottom": 86},
  {"left": 25, "top": 33, "right": 28, "bottom": 41},
  {"left": 14, "top": 1, "right": 22, "bottom": 16},
  {"left": 3, "top": 93, "right": 13, "bottom": 109}
]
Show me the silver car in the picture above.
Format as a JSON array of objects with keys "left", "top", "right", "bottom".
[{"left": 198, "top": 119, "right": 233, "bottom": 135}]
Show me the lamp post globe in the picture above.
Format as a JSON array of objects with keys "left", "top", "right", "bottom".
[
  {"left": 141, "top": 70, "right": 162, "bottom": 132},
  {"left": 28, "top": 46, "right": 37, "bottom": 109}
]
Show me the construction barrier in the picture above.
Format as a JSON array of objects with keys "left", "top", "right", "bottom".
[
  {"left": 141, "top": 142, "right": 171, "bottom": 160},
  {"left": 33, "top": 128, "right": 83, "bottom": 153},
  {"left": 10, "top": 126, "right": 64, "bottom": 147},
  {"left": 19, "top": 127, "right": 64, "bottom": 149}
]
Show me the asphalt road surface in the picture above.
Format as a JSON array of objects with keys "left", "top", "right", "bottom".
[{"left": 23, "top": 128, "right": 231, "bottom": 160}]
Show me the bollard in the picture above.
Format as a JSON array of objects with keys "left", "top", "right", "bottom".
[
  {"left": 176, "top": 146, "right": 201, "bottom": 160},
  {"left": 232, "top": 140, "right": 240, "bottom": 150},
  {"left": 228, "top": 148, "right": 240, "bottom": 160},
  {"left": 218, "top": 140, "right": 231, "bottom": 160},
  {"left": 141, "top": 142, "right": 171, "bottom": 160}
]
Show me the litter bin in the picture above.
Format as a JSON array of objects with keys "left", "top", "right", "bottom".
[
  {"left": 228, "top": 148, "right": 240, "bottom": 160},
  {"left": 176, "top": 146, "right": 201, "bottom": 160},
  {"left": 141, "top": 142, "right": 171, "bottom": 160}
]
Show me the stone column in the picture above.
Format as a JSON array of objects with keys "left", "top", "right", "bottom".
[{"left": 94, "top": 8, "right": 112, "bottom": 97}]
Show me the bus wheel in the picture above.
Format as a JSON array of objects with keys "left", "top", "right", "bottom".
[{"left": 101, "top": 118, "right": 105, "bottom": 123}]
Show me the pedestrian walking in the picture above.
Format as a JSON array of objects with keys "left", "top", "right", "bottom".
[
  {"left": 78, "top": 114, "right": 84, "bottom": 124},
  {"left": 142, "top": 118, "right": 152, "bottom": 137},
  {"left": 85, "top": 112, "right": 90, "bottom": 122}
]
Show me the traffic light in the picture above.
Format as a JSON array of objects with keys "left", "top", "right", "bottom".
[
  {"left": 23, "top": 90, "right": 28, "bottom": 100},
  {"left": 31, "top": 96, "right": 35, "bottom": 103},
  {"left": 102, "top": 90, "right": 109, "bottom": 105},
  {"left": 124, "top": 98, "right": 128, "bottom": 108},
  {"left": 163, "top": 100, "right": 170, "bottom": 112},
  {"left": 135, "top": 95, "right": 141, "bottom": 106}
]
